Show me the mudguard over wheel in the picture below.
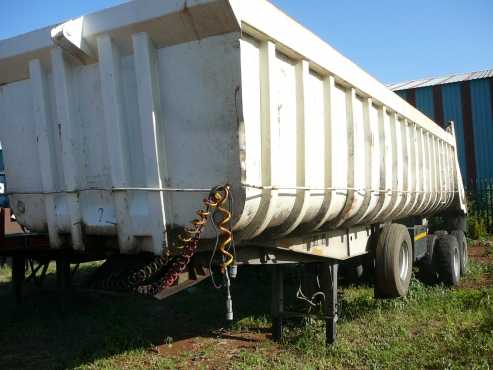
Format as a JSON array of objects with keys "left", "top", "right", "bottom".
[
  {"left": 435, "top": 235, "right": 461, "bottom": 286},
  {"left": 450, "top": 230, "right": 468, "bottom": 276},
  {"left": 375, "top": 224, "right": 413, "bottom": 298}
]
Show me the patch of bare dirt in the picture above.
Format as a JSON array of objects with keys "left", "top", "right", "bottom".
[
  {"left": 460, "top": 273, "right": 493, "bottom": 289},
  {"left": 153, "top": 337, "right": 204, "bottom": 357},
  {"left": 469, "top": 242, "right": 493, "bottom": 263},
  {"left": 460, "top": 242, "right": 493, "bottom": 289},
  {"left": 153, "top": 330, "right": 277, "bottom": 369}
]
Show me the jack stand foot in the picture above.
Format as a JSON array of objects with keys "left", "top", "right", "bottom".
[
  {"left": 272, "top": 317, "right": 283, "bottom": 341},
  {"left": 56, "top": 256, "right": 72, "bottom": 291},
  {"left": 12, "top": 255, "right": 25, "bottom": 304},
  {"left": 271, "top": 264, "right": 284, "bottom": 341}
]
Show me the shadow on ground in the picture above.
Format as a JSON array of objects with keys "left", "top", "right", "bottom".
[
  {"left": 0, "top": 261, "right": 409, "bottom": 370},
  {"left": 0, "top": 264, "right": 277, "bottom": 370}
]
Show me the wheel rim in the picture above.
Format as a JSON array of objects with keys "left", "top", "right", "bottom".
[
  {"left": 399, "top": 241, "right": 410, "bottom": 281},
  {"left": 453, "top": 246, "right": 460, "bottom": 280},
  {"left": 462, "top": 238, "right": 468, "bottom": 268}
]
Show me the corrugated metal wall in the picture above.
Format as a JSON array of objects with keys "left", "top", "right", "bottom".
[
  {"left": 415, "top": 87, "right": 435, "bottom": 120},
  {"left": 397, "top": 77, "right": 493, "bottom": 187},
  {"left": 471, "top": 79, "right": 493, "bottom": 181},
  {"left": 442, "top": 84, "right": 467, "bottom": 180}
]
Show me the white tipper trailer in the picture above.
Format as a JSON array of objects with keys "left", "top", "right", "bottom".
[{"left": 0, "top": 0, "right": 468, "bottom": 344}]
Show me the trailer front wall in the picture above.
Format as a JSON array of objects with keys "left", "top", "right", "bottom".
[{"left": 0, "top": 32, "right": 242, "bottom": 255}]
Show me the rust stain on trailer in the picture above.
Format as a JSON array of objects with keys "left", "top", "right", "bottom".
[
  {"left": 181, "top": 3, "right": 201, "bottom": 41},
  {"left": 2, "top": 209, "right": 24, "bottom": 235},
  {"left": 288, "top": 244, "right": 327, "bottom": 257}
]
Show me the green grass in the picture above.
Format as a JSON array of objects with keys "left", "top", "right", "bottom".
[
  {"left": 225, "top": 277, "right": 493, "bottom": 370},
  {"left": 274, "top": 281, "right": 493, "bottom": 369},
  {"left": 0, "top": 249, "right": 492, "bottom": 370},
  {"left": 0, "top": 261, "right": 12, "bottom": 283}
]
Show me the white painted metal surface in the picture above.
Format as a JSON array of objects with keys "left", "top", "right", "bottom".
[{"left": 0, "top": 0, "right": 466, "bottom": 255}]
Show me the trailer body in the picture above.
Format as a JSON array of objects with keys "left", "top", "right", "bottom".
[{"left": 0, "top": 0, "right": 466, "bottom": 259}]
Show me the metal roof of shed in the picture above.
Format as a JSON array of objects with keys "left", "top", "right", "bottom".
[{"left": 388, "top": 68, "right": 493, "bottom": 91}]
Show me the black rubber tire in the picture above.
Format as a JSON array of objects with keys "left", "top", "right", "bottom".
[
  {"left": 342, "top": 251, "right": 376, "bottom": 284},
  {"left": 375, "top": 224, "right": 413, "bottom": 298},
  {"left": 434, "top": 230, "right": 448, "bottom": 237},
  {"left": 373, "top": 225, "right": 391, "bottom": 298},
  {"left": 420, "top": 234, "right": 439, "bottom": 284},
  {"left": 447, "top": 215, "right": 467, "bottom": 233},
  {"left": 450, "top": 230, "right": 468, "bottom": 276},
  {"left": 435, "top": 235, "right": 461, "bottom": 286},
  {"left": 342, "top": 257, "right": 364, "bottom": 283},
  {"left": 362, "top": 229, "right": 378, "bottom": 279}
]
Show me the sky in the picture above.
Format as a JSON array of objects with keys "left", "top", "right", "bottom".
[{"left": 0, "top": 0, "right": 492, "bottom": 84}]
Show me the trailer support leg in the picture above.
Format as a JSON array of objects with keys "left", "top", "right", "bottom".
[
  {"left": 12, "top": 255, "right": 25, "bottom": 304},
  {"left": 271, "top": 264, "right": 284, "bottom": 341},
  {"left": 56, "top": 257, "right": 71, "bottom": 290},
  {"left": 302, "top": 263, "right": 318, "bottom": 304},
  {"left": 321, "top": 262, "right": 338, "bottom": 345}
]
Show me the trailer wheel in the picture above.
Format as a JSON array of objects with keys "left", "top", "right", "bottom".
[
  {"left": 420, "top": 234, "right": 439, "bottom": 284},
  {"left": 447, "top": 215, "right": 467, "bottom": 232},
  {"left": 375, "top": 224, "right": 413, "bottom": 298},
  {"left": 341, "top": 257, "right": 364, "bottom": 283},
  {"left": 450, "top": 230, "right": 468, "bottom": 275},
  {"left": 435, "top": 235, "right": 461, "bottom": 286},
  {"left": 342, "top": 252, "right": 375, "bottom": 284},
  {"left": 434, "top": 230, "right": 448, "bottom": 237}
]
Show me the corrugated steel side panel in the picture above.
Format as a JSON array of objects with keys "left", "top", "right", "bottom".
[
  {"left": 432, "top": 85, "right": 444, "bottom": 127},
  {"left": 395, "top": 90, "right": 407, "bottom": 100},
  {"left": 460, "top": 81, "right": 477, "bottom": 183},
  {"left": 407, "top": 89, "right": 416, "bottom": 107},
  {"left": 442, "top": 83, "right": 467, "bottom": 181},
  {"left": 470, "top": 79, "right": 493, "bottom": 180},
  {"left": 0, "top": 148, "right": 4, "bottom": 172},
  {"left": 392, "top": 77, "right": 493, "bottom": 186},
  {"left": 395, "top": 89, "right": 417, "bottom": 107},
  {"left": 415, "top": 87, "right": 435, "bottom": 121}
]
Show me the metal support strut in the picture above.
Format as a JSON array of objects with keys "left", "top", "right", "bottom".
[
  {"left": 12, "top": 255, "right": 25, "bottom": 304},
  {"left": 271, "top": 264, "right": 284, "bottom": 341},
  {"left": 321, "top": 262, "right": 339, "bottom": 344},
  {"left": 56, "top": 256, "right": 72, "bottom": 290}
]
